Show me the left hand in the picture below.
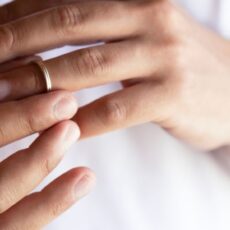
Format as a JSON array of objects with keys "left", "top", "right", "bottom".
[{"left": 1, "top": 0, "right": 230, "bottom": 150}]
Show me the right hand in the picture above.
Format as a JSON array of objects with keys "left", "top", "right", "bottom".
[
  {"left": 0, "top": 2, "right": 96, "bottom": 228},
  {"left": 0, "top": 89, "right": 96, "bottom": 229}
]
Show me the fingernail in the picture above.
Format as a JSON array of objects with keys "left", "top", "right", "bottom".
[
  {"left": 75, "top": 174, "right": 96, "bottom": 200},
  {"left": 64, "top": 123, "right": 80, "bottom": 148},
  {"left": 54, "top": 95, "right": 78, "bottom": 120},
  {"left": 0, "top": 80, "right": 11, "bottom": 101}
]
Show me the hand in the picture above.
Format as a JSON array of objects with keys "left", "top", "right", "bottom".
[
  {"left": 1, "top": 0, "right": 230, "bottom": 150},
  {"left": 0, "top": 58, "right": 95, "bottom": 228},
  {"left": 0, "top": 3, "right": 96, "bottom": 228},
  {"left": 0, "top": 120, "right": 95, "bottom": 229}
]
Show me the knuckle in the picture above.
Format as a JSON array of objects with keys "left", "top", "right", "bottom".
[
  {"left": 18, "top": 105, "right": 40, "bottom": 134},
  {"left": 42, "top": 157, "right": 53, "bottom": 175},
  {"left": 0, "top": 25, "right": 16, "bottom": 52},
  {"left": 0, "top": 187, "right": 17, "bottom": 214},
  {"left": 165, "top": 56, "right": 190, "bottom": 107},
  {"left": 160, "top": 2, "right": 182, "bottom": 33},
  {"left": 50, "top": 203, "right": 63, "bottom": 218},
  {"left": 50, "top": 197, "right": 72, "bottom": 218},
  {"left": 51, "top": 5, "right": 85, "bottom": 35},
  {"left": 164, "top": 41, "right": 187, "bottom": 77},
  {"left": 18, "top": 97, "right": 51, "bottom": 134},
  {"left": 152, "top": 0, "right": 176, "bottom": 21},
  {"left": 24, "top": 113, "right": 39, "bottom": 133},
  {"left": 39, "top": 149, "right": 60, "bottom": 176},
  {"left": 141, "top": 0, "right": 180, "bottom": 34},
  {"left": 157, "top": 0, "right": 175, "bottom": 15},
  {"left": 102, "top": 99, "right": 127, "bottom": 124},
  {"left": 73, "top": 48, "right": 108, "bottom": 77}
]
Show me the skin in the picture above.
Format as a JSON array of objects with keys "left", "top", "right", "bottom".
[
  {"left": 0, "top": 0, "right": 229, "bottom": 227},
  {"left": 0, "top": 88, "right": 96, "bottom": 228},
  {"left": 0, "top": 2, "right": 97, "bottom": 228},
  {"left": 0, "top": 0, "right": 229, "bottom": 151},
  {"left": 0, "top": 121, "right": 96, "bottom": 229}
]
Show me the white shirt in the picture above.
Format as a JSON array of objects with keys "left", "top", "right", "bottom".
[{"left": 1, "top": 1, "right": 230, "bottom": 230}]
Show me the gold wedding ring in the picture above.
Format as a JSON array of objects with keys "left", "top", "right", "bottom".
[{"left": 33, "top": 60, "right": 52, "bottom": 92}]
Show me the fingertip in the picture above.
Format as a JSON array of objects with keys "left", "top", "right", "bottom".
[
  {"left": 45, "top": 90, "right": 78, "bottom": 109},
  {"left": 43, "top": 167, "right": 96, "bottom": 207},
  {"left": 70, "top": 167, "right": 96, "bottom": 201},
  {"left": 53, "top": 93, "right": 78, "bottom": 120},
  {"left": 61, "top": 120, "right": 81, "bottom": 143},
  {"left": 55, "top": 120, "right": 81, "bottom": 144},
  {"left": 32, "top": 120, "right": 80, "bottom": 156},
  {"left": 71, "top": 167, "right": 97, "bottom": 184}
]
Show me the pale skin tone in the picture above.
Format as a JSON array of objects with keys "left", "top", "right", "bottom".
[
  {"left": 0, "top": 0, "right": 229, "bottom": 228},
  {"left": 0, "top": 88, "right": 97, "bottom": 228},
  {"left": 0, "top": 1, "right": 98, "bottom": 229}
]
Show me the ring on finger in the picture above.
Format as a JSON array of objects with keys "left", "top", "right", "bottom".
[{"left": 33, "top": 60, "right": 52, "bottom": 92}]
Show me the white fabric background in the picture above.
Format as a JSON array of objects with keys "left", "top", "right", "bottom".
[{"left": 1, "top": 0, "right": 230, "bottom": 230}]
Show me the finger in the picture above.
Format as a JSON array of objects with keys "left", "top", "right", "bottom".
[
  {"left": 0, "top": 120, "right": 80, "bottom": 213},
  {"left": 0, "top": 168, "right": 96, "bottom": 229},
  {"left": 0, "top": 0, "right": 77, "bottom": 24},
  {"left": 0, "top": 0, "right": 143, "bottom": 62},
  {"left": 74, "top": 81, "right": 173, "bottom": 138},
  {"left": 47, "top": 40, "right": 155, "bottom": 90},
  {"left": 0, "top": 91, "right": 78, "bottom": 146},
  {"left": 0, "top": 40, "right": 158, "bottom": 101},
  {"left": 0, "top": 55, "right": 41, "bottom": 73}
]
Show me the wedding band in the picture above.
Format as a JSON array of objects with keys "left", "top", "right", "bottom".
[{"left": 33, "top": 60, "right": 52, "bottom": 92}]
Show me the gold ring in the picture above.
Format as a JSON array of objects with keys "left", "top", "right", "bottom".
[{"left": 33, "top": 60, "right": 52, "bottom": 92}]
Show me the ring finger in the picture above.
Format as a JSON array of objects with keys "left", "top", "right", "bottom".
[{"left": 0, "top": 39, "right": 163, "bottom": 101}]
